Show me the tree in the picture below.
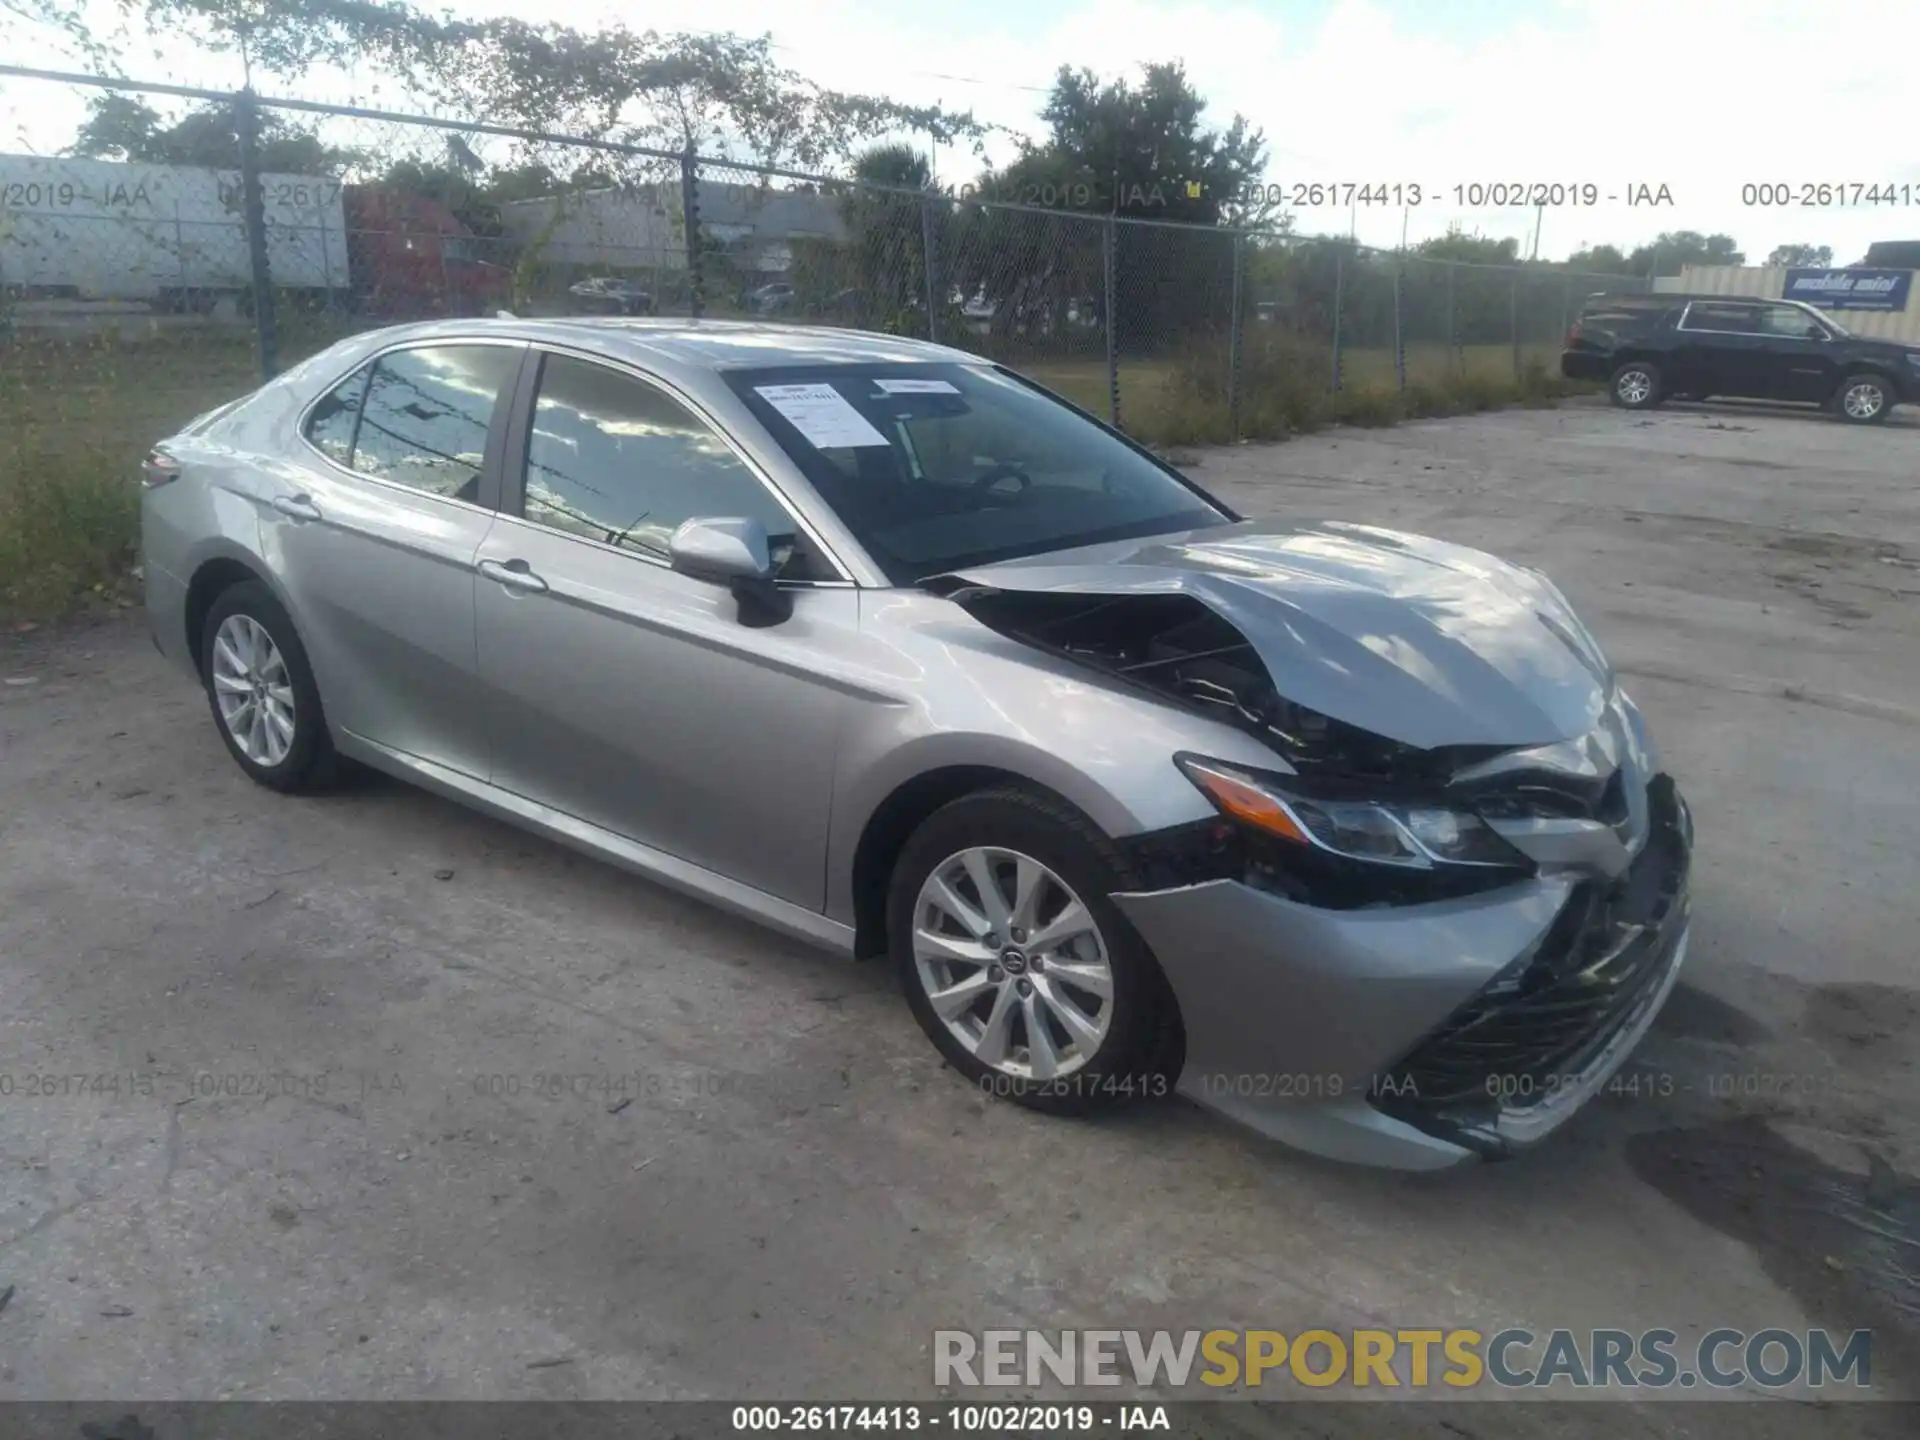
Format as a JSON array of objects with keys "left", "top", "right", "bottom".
[
  {"left": 1625, "top": 231, "right": 1744, "bottom": 276},
  {"left": 68, "top": 90, "right": 356, "bottom": 172},
  {"left": 1415, "top": 227, "right": 1520, "bottom": 266},
  {"left": 12, "top": 0, "right": 990, "bottom": 175},
  {"left": 813, "top": 143, "right": 935, "bottom": 330},
  {"left": 1564, "top": 242, "right": 1630, "bottom": 274},
  {"left": 981, "top": 63, "right": 1267, "bottom": 225},
  {"left": 1766, "top": 242, "right": 1832, "bottom": 268},
  {"left": 953, "top": 63, "right": 1267, "bottom": 354}
]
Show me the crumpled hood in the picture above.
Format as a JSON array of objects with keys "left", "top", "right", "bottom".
[{"left": 945, "top": 518, "right": 1614, "bottom": 750}]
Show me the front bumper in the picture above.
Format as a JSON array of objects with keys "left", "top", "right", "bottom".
[{"left": 1113, "top": 777, "right": 1693, "bottom": 1170}]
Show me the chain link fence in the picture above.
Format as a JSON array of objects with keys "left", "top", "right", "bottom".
[{"left": 2, "top": 65, "right": 1651, "bottom": 454}]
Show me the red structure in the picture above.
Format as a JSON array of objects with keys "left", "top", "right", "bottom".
[{"left": 343, "top": 186, "right": 511, "bottom": 317}]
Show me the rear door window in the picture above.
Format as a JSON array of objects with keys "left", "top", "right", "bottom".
[
  {"left": 1758, "top": 306, "right": 1824, "bottom": 338},
  {"left": 349, "top": 345, "right": 522, "bottom": 503},
  {"left": 1679, "top": 302, "right": 1763, "bottom": 334}
]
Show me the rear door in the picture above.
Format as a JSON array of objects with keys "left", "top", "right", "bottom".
[
  {"left": 1672, "top": 301, "right": 1768, "bottom": 396},
  {"left": 471, "top": 347, "right": 858, "bottom": 909},
  {"left": 270, "top": 339, "right": 525, "bottom": 778},
  {"left": 1755, "top": 303, "right": 1841, "bottom": 401}
]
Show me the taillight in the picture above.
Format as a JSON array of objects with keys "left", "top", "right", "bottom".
[
  {"left": 141, "top": 449, "right": 182, "bottom": 488},
  {"left": 1567, "top": 320, "right": 1583, "bottom": 344}
]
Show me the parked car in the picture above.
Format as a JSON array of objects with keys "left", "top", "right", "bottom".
[
  {"left": 1562, "top": 292, "right": 1918, "bottom": 422},
  {"left": 568, "top": 276, "right": 655, "bottom": 316},
  {"left": 141, "top": 319, "right": 1692, "bottom": 1170},
  {"left": 746, "top": 281, "right": 796, "bottom": 314}
]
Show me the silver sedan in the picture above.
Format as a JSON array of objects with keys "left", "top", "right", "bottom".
[{"left": 139, "top": 318, "right": 1692, "bottom": 1169}]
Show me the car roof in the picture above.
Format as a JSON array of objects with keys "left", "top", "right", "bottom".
[
  {"left": 326, "top": 316, "right": 976, "bottom": 373},
  {"left": 1581, "top": 292, "right": 1808, "bottom": 307}
]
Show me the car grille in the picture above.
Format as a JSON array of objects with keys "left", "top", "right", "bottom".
[{"left": 1377, "top": 775, "right": 1690, "bottom": 1116}]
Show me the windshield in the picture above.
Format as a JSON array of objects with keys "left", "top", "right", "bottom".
[{"left": 725, "top": 362, "right": 1231, "bottom": 584}]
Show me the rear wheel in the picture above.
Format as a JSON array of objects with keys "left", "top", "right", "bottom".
[
  {"left": 200, "top": 581, "right": 338, "bottom": 793},
  {"left": 1835, "top": 373, "right": 1892, "bottom": 424},
  {"left": 1609, "top": 360, "right": 1662, "bottom": 409},
  {"left": 889, "top": 788, "right": 1176, "bottom": 1114}
]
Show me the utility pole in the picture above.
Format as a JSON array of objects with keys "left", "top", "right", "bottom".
[{"left": 1530, "top": 202, "right": 1544, "bottom": 262}]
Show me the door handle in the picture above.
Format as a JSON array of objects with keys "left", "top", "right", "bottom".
[
  {"left": 271, "top": 493, "right": 321, "bottom": 522},
  {"left": 478, "top": 557, "right": 550, "bottom": 594}
]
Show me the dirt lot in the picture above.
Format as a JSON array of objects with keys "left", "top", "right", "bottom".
[{"left": 2, "top": 397, "right": 1917, "bottom": 1430}]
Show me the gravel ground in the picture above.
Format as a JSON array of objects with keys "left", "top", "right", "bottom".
[{"left": 1, "top": 396, "right": 1916, "bottom": 1434}]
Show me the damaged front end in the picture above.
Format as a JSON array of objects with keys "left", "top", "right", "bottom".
[
  {"left": 940, "top": 584, "right": 1497, "bottom": 785},
  {"left": 934, "top": 559, "right": 1692, "bottom": 1164},
  {"left": 936, "top": 581, "right": 1617, "bottom": 909}
]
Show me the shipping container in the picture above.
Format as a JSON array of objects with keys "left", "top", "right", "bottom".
[{"left": 0, "top": 153, "right": 348, "bottom": 305}]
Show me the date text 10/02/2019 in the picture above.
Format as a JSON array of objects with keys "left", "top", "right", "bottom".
[
  {"left": 1225, "top": 182, "right": 1675, "bottom": 209},
  {"left": 731, "top": 1405, "right": 1170, "bottom": 1432},
  {"left": 933, "top": 180, "right": 1675, "bottom": 211}
]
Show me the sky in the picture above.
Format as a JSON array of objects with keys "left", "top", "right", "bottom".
[{"left": 5, "top": 0, "right": 1920, "bottom": 266}]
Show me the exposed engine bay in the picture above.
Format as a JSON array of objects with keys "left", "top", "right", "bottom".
[{"left": 943, "top": 585, "right": 1499, "bottom": 787}]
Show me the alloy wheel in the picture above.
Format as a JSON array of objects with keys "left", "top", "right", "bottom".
[
  {"left": 911, "top": 846, "right": 1113, "bottom": 1081},
  {"left": 1842, "top": 382, "right": 1885, "bottom": 420},
  {"left": 211, "top": 613, "right": 296, "bottom": 767},
  {"left": 1617, "top": 370, "right": 1653, "bottom": 405}
]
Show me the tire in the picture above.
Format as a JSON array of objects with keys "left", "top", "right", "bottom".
[
  {"left": 1834, "top": 373, "right": 1893, "bottom": 424},
  {"left": 1608, "top": 360, "right": 1663, "bottom": 409},
  {"left": 889, "top": 786, "right": 1178, "bottom": 1115},
  {"left": 199, "top": 580, "right": 338, "bottom": 793}
]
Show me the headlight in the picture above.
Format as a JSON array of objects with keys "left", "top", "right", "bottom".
[{"left": 1175, "top": 755, "right": 1527, "bottom": 871}]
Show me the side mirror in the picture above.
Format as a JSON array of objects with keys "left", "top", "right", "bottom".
[
  {"left": 1806, "top": 324, "right": 1828, "bottom": 340},
  {"left": 668, "top": 515, "right": 791, "bottom": 625}
]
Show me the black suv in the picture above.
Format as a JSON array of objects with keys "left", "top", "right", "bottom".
[{"left": 1561, "top": 293, "right": 1919, "bottom": 423}]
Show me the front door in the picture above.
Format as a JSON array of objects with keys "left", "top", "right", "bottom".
[
  {"left": 472, "top": 349, "right": 856, "bottom": 910},
  {"left": 1755, "top": 303, "right": 1841, "bottom": 402},
  {"left": 267, "top": 340, "right": 524, "bottom": 778}
]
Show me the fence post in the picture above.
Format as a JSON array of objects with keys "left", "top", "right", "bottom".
[
  {"left": 1392, "top": 262, "right": 1406, "bottom": 391},
  {"left": 1104, "top": 216, "right": 1120, "bottom": 428},
  {"left": 921, "top": 191, "right": 940, "bottom": 345},
  {"left": 680, "top": 147, "right": 704, "bottom": 319},
  {"left": 1228, "top": 230, "right": 1245, "bottom": 441},
  {"left": 1445, "top": 261, "right": 1457, "bottom": 373},
  {"left": 1329, "top": 248, "right": 1345, "bottom": 392},
  {"left": 234, "top": 88, "right": 277, "bottom": 380},
  {"left": 1509, "top": 268, "right": 1520, "bottom": 380}
]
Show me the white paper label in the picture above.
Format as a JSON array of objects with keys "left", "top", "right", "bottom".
[
  {"left": 754, "top": 383, "right": 892, "bottom": 448},
  {"left": 873, "top": 378, "right": 960, "bottom": 395}
]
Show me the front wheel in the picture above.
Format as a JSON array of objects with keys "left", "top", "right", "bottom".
[
  {"left": 1835, "top": 373, "right": 1893, "bottom": 424},
  {"left": 1609, "top": 360, "right": 1663, "bottom": 409},
  {"left": 889, "top": 788, "right": 1177, "bottom": 1114}
]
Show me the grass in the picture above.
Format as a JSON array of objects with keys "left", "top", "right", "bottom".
[
  {"left": 1024, "top": 343, "right": 1578, "bottom": 448},
  {"left": 0, "top": 321, "right": 354, "bottom": 623},
  {"left": 0, "top": 318, "right": 1590, "bottom": 622}
]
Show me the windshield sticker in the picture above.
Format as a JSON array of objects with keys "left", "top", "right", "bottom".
[
  {"left": 754, "top": 383, "right": 892, "bottom": 448},
  {"left": 873, "top": 378, "right": 960, "bottom": 395}
]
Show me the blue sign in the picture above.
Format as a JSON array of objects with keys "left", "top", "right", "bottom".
[{"left": 1782, "top": 267, "right": 1913, "bottom": 311}]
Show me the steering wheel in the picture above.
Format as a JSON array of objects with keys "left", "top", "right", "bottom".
[{"left": 972, "top": 462, "right": 1032, "bottom": 498}]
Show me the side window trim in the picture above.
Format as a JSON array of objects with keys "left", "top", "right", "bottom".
[
  {"left": 1675, "top": 301, "right": 1794, "bottom": 338},
  {"left": 503, "top": 345, "right": 856, "bottom": 586},
  {"left": 295, "top": 337, "right": 529, "bottom": 514}
]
